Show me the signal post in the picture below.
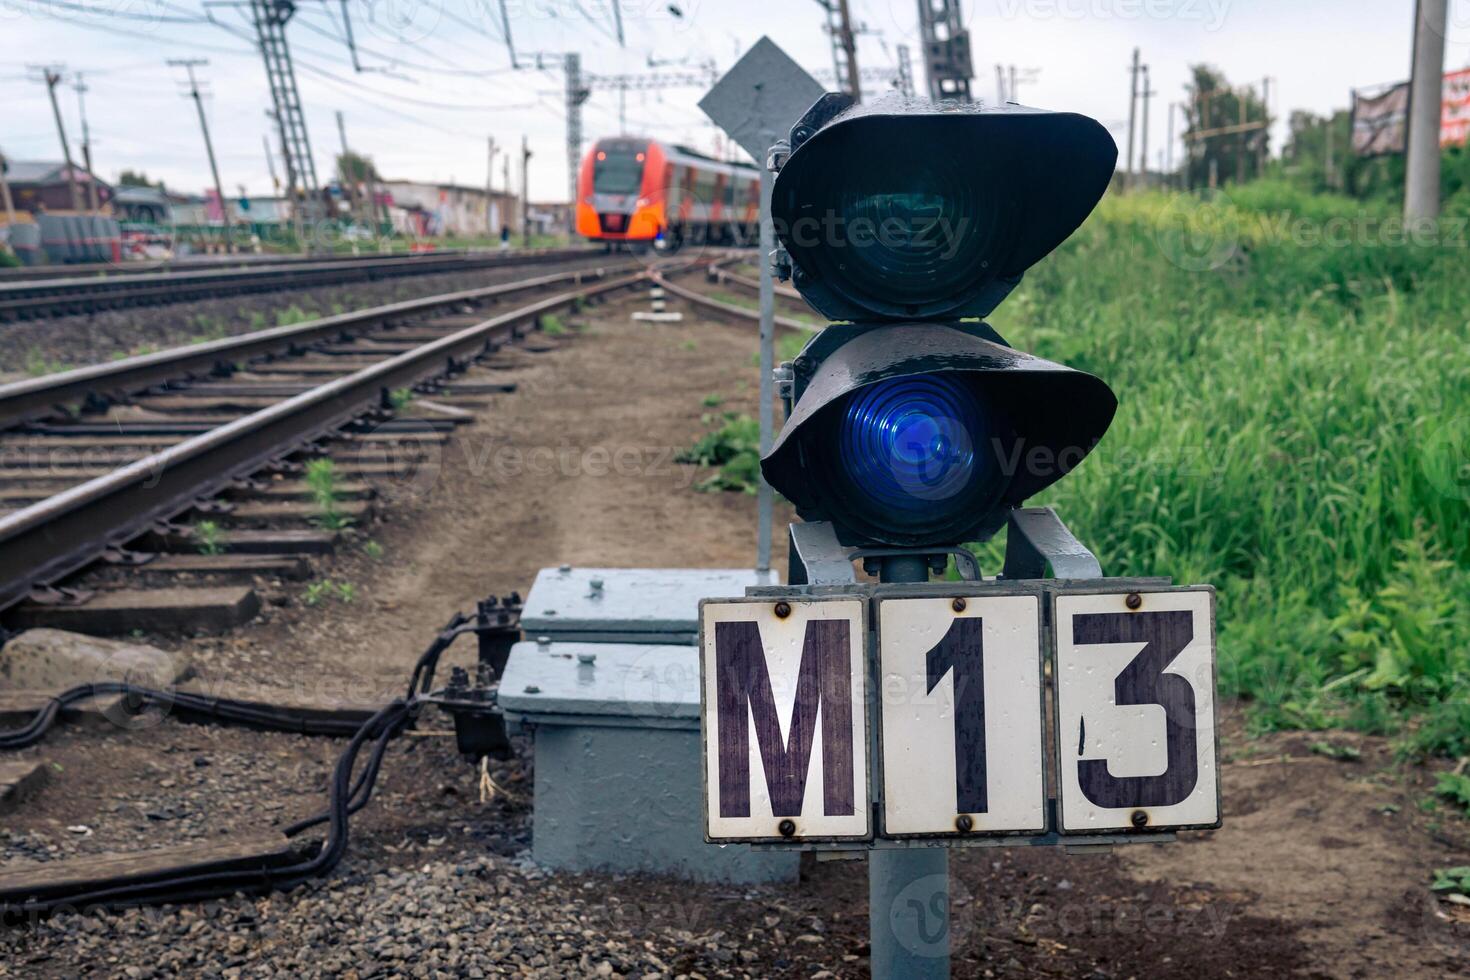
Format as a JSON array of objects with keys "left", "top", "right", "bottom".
[{"left": 699, "top": 89, "right": 1222, "bottom": 978}]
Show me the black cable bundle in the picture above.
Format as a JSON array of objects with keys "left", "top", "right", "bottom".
[{"left": 0, "top": 609, "right": 480, "bottom": 921}]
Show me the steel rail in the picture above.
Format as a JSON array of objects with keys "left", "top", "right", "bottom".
[
  {"left": 654, "top": 270, "right": 818, "bottom": 333},
  {"left": 0, "top": 248, "right": 495, "bottom": 283},
  {"left": 702, "top": 262, "right": 804, "bottom": 302},
  {"left": 0, "top": 248, "right": 597, "bottom": 321},
  {"left": 0, "top": 262, "right": 637, "bottom": 431},
  {"left": 0, "top": 270, "right": 647, "bottom": 613}
]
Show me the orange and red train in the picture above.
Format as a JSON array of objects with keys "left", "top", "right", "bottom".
[{"left": 575, "top": 137, "right": 761, "bottom": 248}]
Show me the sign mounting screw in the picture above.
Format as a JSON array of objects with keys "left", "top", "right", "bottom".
[
  {"left": 774, "top": 601, "right": 792, "bottom": 619},
  {"left": 951, "top": 598, "right": 967, "bottom": 613}
]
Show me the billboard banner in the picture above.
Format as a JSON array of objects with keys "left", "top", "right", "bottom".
[
  {"left": 1353, "top": 70, "right": 1470, "bottom": 157},
  {"left": 1443, "top": 68, "right": 1470, "bottom": 148},
  {"left": 1352, "top": 82, "right": 1409, "bottom": 157}
]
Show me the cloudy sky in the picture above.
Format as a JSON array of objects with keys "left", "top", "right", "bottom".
[{"left": 2, "top": 1, "right": 1466, "bottom": 201}]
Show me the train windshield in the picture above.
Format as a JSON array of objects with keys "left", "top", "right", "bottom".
[{"left": 593, "top": 142, "right": 647, "bottom": 195}]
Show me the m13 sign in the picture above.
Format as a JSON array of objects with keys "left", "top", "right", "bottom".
[
  {"left": 876, "top": 593, "right": 1046, "bottom": 837},
  {"left": 1052, "top": 587, "right": 1220, "bottom": 833},
  {"left": 700, "top": 597, "right": 869, "bottom": 842}
]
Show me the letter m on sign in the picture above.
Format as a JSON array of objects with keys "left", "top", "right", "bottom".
[{"left": 716, "top": 620, "right": 854, "bottom": 817}]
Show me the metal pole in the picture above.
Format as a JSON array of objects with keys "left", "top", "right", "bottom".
[
  {"left": 1125, "top": 48, "right": 1140, "bottom": 190},
  {"left": 521, "top": 135, "right": 531, "bottom": 248},
  {"left": 836, "top": 0, "right": 862, "bottom": 101},
  {"left": 172, "top": 60, "right": 233, "bottom": 253},
  {"left": 1406, "top": 0, "right": 1447, "bottom": 223},
  {"left": 995, "top": 65, "right": 1006, "bottom": 103},
  {"left": 0, "top": 151, "right": 17, "bottom": 227},
  {"left": 756, "top": 167, "right": 775, "bottom": 574},
  {"left": 487, "top": 135, "right": 497, "bottom": 237},
  {"left": 335, "top": 110, "right": 360, "bottom": 231},
  {"left": 39, "top": 69, "right": 83, "bottom": 212},
  {"left": 1140, "top": 65, "right": 1152, "bottom": 189},
  {"left": 1166, "top": 102, "right": 1175, "bottom": 182},
  {"left": 73, "top": 74, "right": 100, "bottom": 213},
  {"left": 870, "top": 554, "right": 948, "bottom": 979}
]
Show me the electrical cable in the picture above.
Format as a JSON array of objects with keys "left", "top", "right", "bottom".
[{"left": 0, "top": 608, "right": 485, "bottom": 921}]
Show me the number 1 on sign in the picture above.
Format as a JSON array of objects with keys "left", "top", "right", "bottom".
[{"left": 877, "top": 594, "right": 1046, "bottom": 837}]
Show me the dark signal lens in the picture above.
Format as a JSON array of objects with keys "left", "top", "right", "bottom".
[{"left": 818, "top": 374, "right": 1010, "bottom": 541}]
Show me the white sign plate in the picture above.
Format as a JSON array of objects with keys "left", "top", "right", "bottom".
[
  {"left": 877, "top": 593, "right": 1046, "bottom": 837},
  {"left": 1053, "top": 587, "right": 1221, "bottom": 833},
  {"left": 700, "top": 596, "right": 870, "bottom": 842}
]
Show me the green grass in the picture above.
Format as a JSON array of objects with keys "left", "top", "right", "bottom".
[
  {"left": 965, "top": 181, "right": 1470, "bottom": 755},
  {"left": 540, "top": 314, "right": 568, "bottom": 336},
  {"left": 677, "top": 412, "right": 762, "bottom": 494},
  {"left": 193, "top": 520, "right": 224, "bottom": 556},
  {"left": 23, "top": 348, "right": 67, "bottom": 376},
  {"left": 304, "top": 458, "right": 353, "bottom": 531},
  {"left": 274, "top": 304, "right": 320, "bottom": 327}
]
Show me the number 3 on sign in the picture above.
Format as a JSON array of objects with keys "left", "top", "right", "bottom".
[
  {"left": 877, "top": 593, "right": 1046, "bottom": 837},
  {"left": 1053, "top": 588, "right": 1221, "bottom": 833}
]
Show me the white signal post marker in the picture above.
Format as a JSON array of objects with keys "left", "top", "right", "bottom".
[
  {"left": 877, "top": 594, "right": 1046, "bottom": 837},
  {"left": 701, "top": 597, "right": 869, "bottom": 842},
  {"left": 1053, "top": 588, "right": 1220, "bottom": 833}
]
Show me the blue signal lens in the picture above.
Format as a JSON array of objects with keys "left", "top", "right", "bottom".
[{"left": 837, "top": 375, "right": 982, "bottom": 514}]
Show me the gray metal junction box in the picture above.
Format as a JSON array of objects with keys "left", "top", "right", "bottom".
[
  {"left": 520, "top": 566, "right": 775, "bottom": 645},
  {"left": 502, "top": 567, "right": 796, "bottom": 883}
]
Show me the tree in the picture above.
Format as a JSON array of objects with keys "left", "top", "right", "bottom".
[
  {"left": 117, "top": 169, "right": 164, "bottom": 190},
  {"left": 336, "top": 151, "right": 380, "bottom": 185},
  {"left": 1182, "top": 66, "right": 1271, "bottom": 189}
]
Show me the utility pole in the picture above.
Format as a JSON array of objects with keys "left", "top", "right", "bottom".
[
  {"left": 1140, "top": 64, "right": 1155, "bottom": 189},
  {"left": 565, "top": 53, "right": 590, "bottom": 237},
  {"left": 1166, "top": 102, "right": 1176, "bottom": 184},
  {"left": 835, "top": 0, "right": 861, "bottom": 101},
  {"left": 170, "top": 59, "right": 234, "bottom": 252},
  {"left": 72, "top": 73, "right": 99, "bottom": 212},
  {"left": 263, "top": 133, "right": 280, "bottom": 193},
  {"left": 1406, "top": 0, "right": 1447, "bottom": 222},
  {"left": 521, "top": 135, "right": 532, "bottom": 248},
  {"left": 894, "top": 44, "right": 915, "bottom": 98},
  {"left": 1325, "top": 113, "right": 1336, "bottom": 190},
  {"left": 1125, "top": 48, "right": 1140, "bottom": 191},
  {"left": 995, "top": 64, "right": 1007, "bottom": 103},
  {"left": 334, "top": 110, "right": 360, "bottom": 230},
  {"left": 0, "top": 150, "right": 17, "bottom": 229},
  {"left": 1236, "top": 89, "right": 1248, "bottom": 184},
  {"left": 1258, "top": 77, "right": 1272, "bottom": 177},
  {"left": 486, "top": 136, "right": 497, "bottom": 237},
  {"left": 33, "top": 66, "right": 83, "bottom": 212}
]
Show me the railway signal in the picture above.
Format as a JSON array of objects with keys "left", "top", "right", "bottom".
[
  {"left": 699, "top": 90, "right": 1221, "bottom": 979},
  {"left": 763, "top": 94, "right": 1119, "bottom": 548}
]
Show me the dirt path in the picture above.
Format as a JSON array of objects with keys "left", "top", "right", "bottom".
[{"left": 2, "top": 288, "right": 1467, "bottom": 978}]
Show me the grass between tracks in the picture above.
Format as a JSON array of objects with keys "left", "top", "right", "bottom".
[{"left": 686, "top": 181, "right": 1470, "bottom": 758}]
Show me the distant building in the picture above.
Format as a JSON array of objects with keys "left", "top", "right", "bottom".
[
  {"left": 112, "top": 185, "right": 170, "bottom": 225},
  {"left": 529, "top": 201, "right": 572, "bottom": 236},
  {"left": 4, "top": 160, "right": 113, "bottom": 213},
  {"left": 378, "top": 180, "right": 523, "bottom": 239}
]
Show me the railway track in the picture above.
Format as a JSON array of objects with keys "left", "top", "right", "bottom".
[
  {"left": 0, "top": 247, "right": 494, "bottom": 283},
  {"left": 0, "top": 247, "right": 596, "bottom": 322},
  {"left": 0, "top": 260, "right": 649, "bottom": 633}
]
